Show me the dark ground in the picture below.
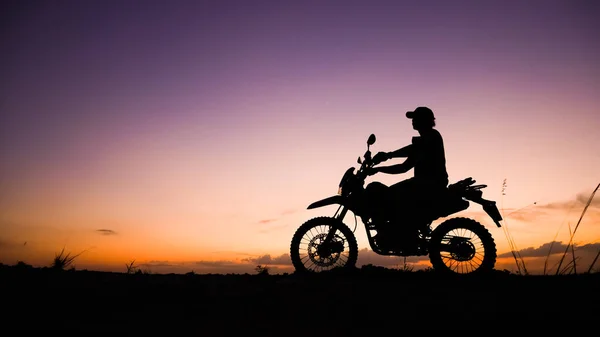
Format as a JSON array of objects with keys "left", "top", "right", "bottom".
[{"left": 2, "top": 264, "right": 598, "bottom": 335}]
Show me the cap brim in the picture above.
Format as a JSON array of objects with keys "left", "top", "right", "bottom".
[{"left": 406, "top": 111, "right": 415, "bottom": 118}]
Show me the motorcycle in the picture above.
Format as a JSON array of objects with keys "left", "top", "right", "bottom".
[{"left": 290, "top": 133, "right": 503, "bottom": 275}]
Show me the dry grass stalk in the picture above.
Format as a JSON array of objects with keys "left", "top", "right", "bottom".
[
  {"left": 52, "top": 247, "right": 85, "bottom": 270},
  {"left": 587, "top": 249, "right": 600, "bottom": 274},
  {"left": 500, "top": 178, "right": 528, "bottom": 275},
  {"left": 555, "top": 183, "right": 599, "bottom": 275},
  {"left": 568, "top": 223, "right": 577, "bottom": 274}
]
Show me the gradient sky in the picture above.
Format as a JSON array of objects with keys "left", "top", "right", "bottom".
[{"left": 1, "top": 0, "right": 599, "bottom": 275}]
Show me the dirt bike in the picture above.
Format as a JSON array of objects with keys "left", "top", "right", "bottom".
[{"left": 290, "top": 133, "right": 503, "bottom": 275}]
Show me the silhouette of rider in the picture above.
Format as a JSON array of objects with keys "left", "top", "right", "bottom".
[{"left": 365, "top": 106, "right": 449, "bottom": 221}]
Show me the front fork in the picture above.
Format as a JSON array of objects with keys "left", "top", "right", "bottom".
[{"left": 324, "top": 205, "right": 349, "bottom": 243}]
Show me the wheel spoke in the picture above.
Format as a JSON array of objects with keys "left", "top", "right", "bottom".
[
  {"left": 439, "top": 227, "right": 488, "bottom": 273},
  {"left": 299, "top": 226, "right": 350, "bottom": 271},
  {"left": 291, "top": 217, "right": 358, "bottom": 273}
]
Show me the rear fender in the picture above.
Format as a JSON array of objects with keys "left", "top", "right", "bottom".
[
  {"left": 465, "top": 195, "right": 503, "bottom": 227},
  {"left": 481, "top": 200, "right": 503, "bottom": 227}
]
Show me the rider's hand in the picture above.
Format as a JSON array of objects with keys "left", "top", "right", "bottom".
[
  {"left": 364, "top": 167, "right": 379, "bottom": 176},
  {"left": 372, "top": 152, "right": 390, "bottom": 165}
]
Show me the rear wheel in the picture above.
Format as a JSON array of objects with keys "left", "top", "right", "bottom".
[
  {"left": 428, "top": 217, "right": 496, "bottom": 274},
  {"left": 290, "top": 217, "right": 358, "bottom": 273}
]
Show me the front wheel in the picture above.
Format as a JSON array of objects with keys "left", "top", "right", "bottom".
[
  {"left": 428, "top": 217, "right": 497, "bottom": 275},
  {"left": 290, "top": 217, "right": 358, "bottom": 273}
]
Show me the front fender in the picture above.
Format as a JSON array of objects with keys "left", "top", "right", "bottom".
[{"left": 307, "top": 195, "right": 346, "bottom": 209}]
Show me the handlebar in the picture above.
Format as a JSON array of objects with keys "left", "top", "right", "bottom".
[{"left": 357, "top": 150, "right": 375, "bottom": 177}]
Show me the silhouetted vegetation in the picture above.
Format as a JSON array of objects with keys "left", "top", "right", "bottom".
[
  {"left": 1, "top": 261, "right": 598, "bottom": 334},
  {"left": 51, "top": 247, "right": 85, "bottom": 270},
  {"left": 125, "top": 259, "right": 139, "bottom": 274},
  {"left": 255, "top": 264, "right": 270, "bottom": 275}
]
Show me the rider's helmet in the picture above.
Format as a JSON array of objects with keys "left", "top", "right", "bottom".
[{"left": 406, "top": 106, "right": 435, "bottom": 121}]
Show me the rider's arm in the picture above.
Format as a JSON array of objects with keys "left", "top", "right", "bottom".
[
  {"left": 386, "top": 144, "right": 413, "bottom": 159},
  {"left": 375, "top": 157, "right": 415, "bottom": 174}
]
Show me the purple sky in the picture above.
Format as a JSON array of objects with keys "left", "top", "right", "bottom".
[
  {"left": 3, "top": 1, "right": 598, "bottom": 154},
  {"left": 1, "top": 0, "right": 599, "bottom": 273}
]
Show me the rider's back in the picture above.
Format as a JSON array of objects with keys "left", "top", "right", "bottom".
[{"left": 412, "top": 128, "right": 448, "bottom": 187}]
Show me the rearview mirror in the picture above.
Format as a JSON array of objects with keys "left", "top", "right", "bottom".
[{"left": 367, "top": 134, "right": 376, "bottom": 146}]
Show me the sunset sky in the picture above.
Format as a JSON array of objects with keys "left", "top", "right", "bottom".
[{"left": 1, "top": 0, "right": 599, "bottom": 275}]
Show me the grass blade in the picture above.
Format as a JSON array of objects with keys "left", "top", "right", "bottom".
[
  {"left": 555, "top": 183, "right": 599, "bottom": 275},
  {"left": 587, "top": 249, "right": 600, "bottom": 274}
]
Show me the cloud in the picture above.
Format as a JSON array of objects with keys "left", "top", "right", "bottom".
[
  {"left": 498, "top": 241, "right": 600, "bottom": 258},
  {"left": 575, "top": 242, "right": 600, "bottom": 254},
  {"left": 139, "top": 260, "right": 180, "bottom": 268},
  {"left": 210, "top": 250, "right": 255, "bottom": 256},
  {"left": 498, "top": 241, "right": 564, "bottom": 258},
  {"left": 127, "top": 260, "right": 262, "bottom": 274},
  {"left": 281, "top": 209, "right": 298, "bottom": 216},
  {"left": 192, "top": 259, "right": 281, "bottom": 274},
  {"left": 469, "top": 188, "right": 600, "bottom": 226},
  {"left": 536, "top": 188, "right": 600, "bottom": 211},
  {"left": 256, "top": 208, "right": 299, "bottom": 227},
  {"left": 96, "top": 229, "right": 117, "bottom": 236},
  {"left": 242, "top": 254, "right": 291, "bottom": 266},
  {"left": 195, "top": 260, "right": 243, "bottom": 268},
  {"left": 576, "top": 189, "right": 600, "bottom": 208},
  {"left": 257, "top": 223, "right": 289, "bottom": 234},
  {"left": 496, "top": 245, "right": 600, "bottom": 275},
  {"left": 495, "top": 240, "right": 600, "bottom": 274},
  {"left": 124, "top": 256, "right": 296, "bottom": 275},
  {"left": 502, "top": 207, "right": 548, "bottom": 222},
  {"left": 240, "top": 251, "right": 433, "bottom": 272}
]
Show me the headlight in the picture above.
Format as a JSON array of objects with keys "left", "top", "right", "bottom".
[{"left": 338, "top": 186, "right": 343, "bottom": 195}]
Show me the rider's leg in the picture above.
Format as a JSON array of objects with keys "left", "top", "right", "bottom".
[
  {"left": 387, "top": 177, "right": 417, "bottom": 216},
  {"left": 364, "top": 181, "right": 389, "bottom": 220},
  {"left": 385, "top": 178, "right": 422, "bottom": 251}
]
